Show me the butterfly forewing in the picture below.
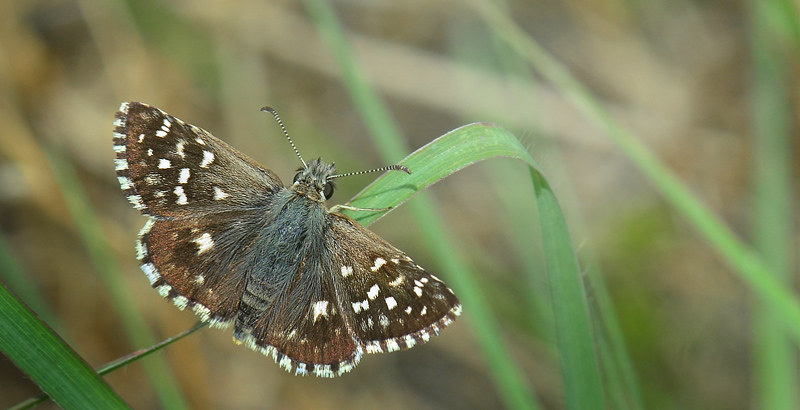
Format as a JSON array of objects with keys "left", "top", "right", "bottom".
[
  {"left": 114, "top": 102, "right": 282, "bottom": 217},
  {"left": 113, "top": 101, "right": 461, "bottom": 377}
]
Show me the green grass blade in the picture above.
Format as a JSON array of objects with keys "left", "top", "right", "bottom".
[
  {"left": 344, "top": 123, "right": 606, "bottom": 409},
  {"left": 0, "top": 282, "right": 130, "bottom": 410},
  {"left": 530, "top": 170, "right": 605, "bottom": 409},
  {"left": 750, "top": 0, "right": 798, "bottom": 408},
  {"left": 344, "top": 122, "right": 529, "bottom": 224}
]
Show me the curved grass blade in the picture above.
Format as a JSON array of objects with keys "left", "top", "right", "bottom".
[
  {"left": 344, "top": 122, "right": 526, "bottom": 225},
  {"left": 343, "top": 123, "right": 605, "bottom": 409},
  {"left": 0, "top": 282, "right": 130, "bottom": 410}
]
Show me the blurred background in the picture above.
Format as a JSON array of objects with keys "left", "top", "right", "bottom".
[{"left": 0, "top": 0, "right": 797, "bottom": 409}]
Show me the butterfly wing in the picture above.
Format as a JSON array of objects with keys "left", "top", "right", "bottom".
[
  {"left": 325, "top": 213, "right": 462, "bottom": 353},
  {"left": 114, "top": 102, "right": 283, "bottom": 326},
  {"left": 114, "top": 102, "right": 283, "bottom": 217}
]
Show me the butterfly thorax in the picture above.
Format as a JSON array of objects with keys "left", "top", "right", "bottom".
[{"left": 292, "top": 158, "right": 335, "bottom": 203}]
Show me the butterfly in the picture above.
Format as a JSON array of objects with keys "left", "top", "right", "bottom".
[{"left": 113, "top": 102, "right": 461, "bottom": 377}]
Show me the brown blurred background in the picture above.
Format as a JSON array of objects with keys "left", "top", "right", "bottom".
[{"left": 0, "top": 0, "right": 796, "bottom": 409}]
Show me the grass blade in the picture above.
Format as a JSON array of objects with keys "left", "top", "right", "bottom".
[
  {"left": 346, "top": 122, "right": 606, "bottom": 409},
  {"left": 750, "top": 0, "right": 798, "bottom": 408},
  {"left": 0, "top": 282, "right": 130, "bottom": 410}
]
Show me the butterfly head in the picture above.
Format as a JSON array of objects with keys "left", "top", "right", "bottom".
[
  {"left": 262, "top": 105, "right": 411, "bottom": 202},
  {"left": 293, "top": 158, "right": 336, "bottom": 201}
]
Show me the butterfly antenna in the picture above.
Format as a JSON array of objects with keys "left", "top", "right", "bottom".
[
  {"left": 261, "top": 106, "right": 307, "bottom": 168},
  {"left": 329, "top": 164, "right": 411, "bottom": 180}
]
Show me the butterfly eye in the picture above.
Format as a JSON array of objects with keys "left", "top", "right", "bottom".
[{"left": 323, "top": 181, "right": 334, "bottom": 199}]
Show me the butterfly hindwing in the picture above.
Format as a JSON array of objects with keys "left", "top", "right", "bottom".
[{"left": 325, "top": 213, "right": 462, "bottom": 353}]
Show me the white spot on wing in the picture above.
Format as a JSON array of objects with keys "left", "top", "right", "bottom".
[
  {"left": 178, "top": 168, "right": 190, "bottom": 184},
  {"left": 114, "top": 158, "right": 128, "bottom": 171},
  {"left": 141, "top": 263, "right": 159, "bottom": 284},
  {"left": 174, "top": 186, "right": 188, "bottom": 205},
  {"left": 404, "top": 335, "right": 416, "bottom": 349},
  {"left": 117, "top": 176, "right": 132, "bottom": 190},
  {"left": 385, "top": 339, "right": 400, "bottom": 352},
  {"left": 352, "top": 300, "right": 369, "bottom": 313},
  {"left": 194, "top": 232, "right": 214, "bottom": 254},
  {"left": 158, "top": 158, "right": 171, "bottom": 169},
  {"left": 341, "top": 265, "right": 353, "bottom": 278},
  {"left": 414, "top": 286, "right": 423, "bottom": 297},
  {"left": 156, "top": 284, "right": 171, "bottom": 297},
  {"left": 127, "top": 194, "right": 145, "bottom": 209},
  {"left": 367, "top": 284, "right": 380, "bottom": 300},
  {"left": 379, "top": 314, "right": 390, "bottom": 328},
  {"left": 388, "top": 275, "right": 404, "bottom": 287},
  {"left": 312, "top": 300, "right": 329, "bottom": 322},
  {"left": 173, "top": 296, "right": 188, "bottom": 310},
  {"left": 213, "top": 186, "right": 229, "bottom": 200},
  {"left": 193, "top": 304, "right": 211, "bottom": 321},
  {"left": 385, "top": 296, "right": 397, "bottom": 310},
  {"left": 365, "top": 341, "right": 382, "bottom": 354},
  {"left": 370, "top": 257, "right": 386, "bottom": 272},
  {"left": 420, "top": 330, "right": 431, "bottom": 342},
  {"left": 176, "top": 140, "right": 186, "bottom": 158},
  {"left": 200, "top": 150, "right": 214, "bottom": 168}
]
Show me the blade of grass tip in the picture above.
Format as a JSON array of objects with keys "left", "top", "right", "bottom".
[
  {"left": 350, "top": 124, "right": 543, "bottom": 410},
  {"left": 45, "top": 145, "right": 190, "bottom": 410},
  {"left": 530, "top": 170, "right": 605, "bottom": 409},
  {"left": 750, "top": 1, "right": 797, "bottom": 408},
  {"left": 472, "top": 0, "right": 800, "bottom": 347},
  {"left": 475, "top": 14, "right": 641, "bottom": 406},
  {"left": 0, "top": 282, "right": 130, "bottom": 410}
]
